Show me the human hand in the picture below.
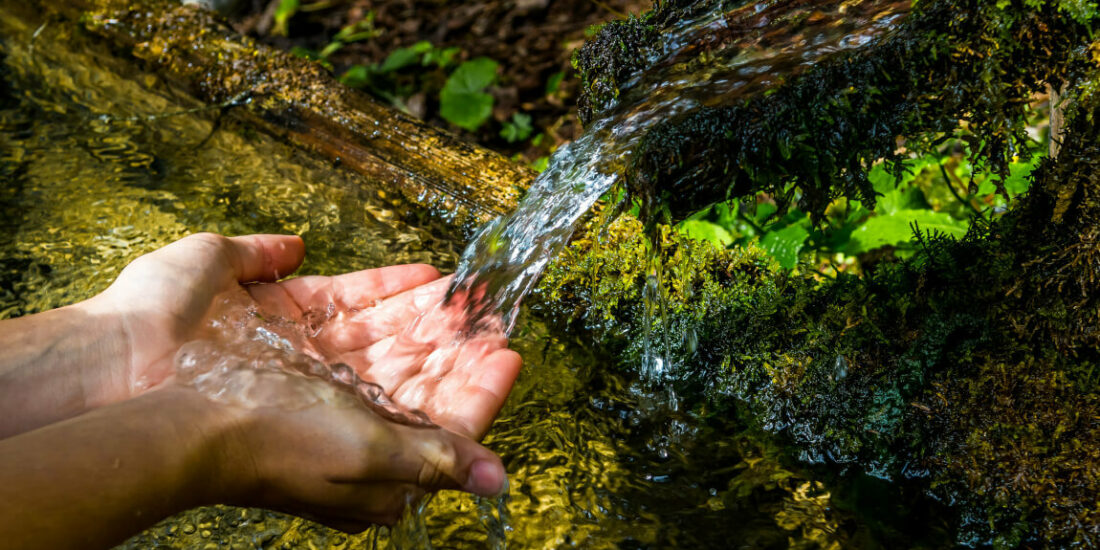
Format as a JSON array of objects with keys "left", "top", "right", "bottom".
[
  {"left": 86, "top": 232, "right": 521, "bottom": 439},
  {"left": 211, "top": 379, "right": 508, "bottom": 530},
  {"left": 247, "top": 272, "right": 522, "bottom": 441},
  {"left": 0, "top": 384, "right": 508, "bottom": 549}
]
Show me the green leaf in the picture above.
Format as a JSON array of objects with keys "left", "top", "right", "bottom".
[
  {"left": 849, "top": 209, "right": 968, "bottom": 253},
  {"left": 339, "top": 65, "right": 372, "bottom": 88},
  {"left": 868, "top": 161, "right": 931, "bottom": 215},
  {"left": 379, "top": 41, "right": 431, "bottom": 73},
  {"left": 679, "top": 220, "right": 734, "bottom": 247},
  {"left": 500, "top": 113, "right": 533, "bottom": 143},
  {"left": 1002, "top": 152, "right": 1042, "bottom": 196},
  {"left": 440, "top": 58, "right": 498, "bottom": 131},
  {"left": 529, "top": 156, "right": 549, "bottom": 172},
  {"left": 273, "top": 0, "right": 299, "bottom": 36},
  {"left": 444, "top": 57, "right": 498, "bottom": 93},
  {"left": 545, "top": 71, "right": 565, "bottom": 95},
  {"left": 423, "top": 45, "right": 460, "bottom": 68},
  {"left": 760, "top": 224, "right": 809, "bottom": 269},
  {"left": 333, "top": 13, "right": 378, "bottom": 44}
]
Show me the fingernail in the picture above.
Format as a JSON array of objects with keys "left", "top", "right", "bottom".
[{"left": 465, "top": 460, "right": 507, "bottom": 498}]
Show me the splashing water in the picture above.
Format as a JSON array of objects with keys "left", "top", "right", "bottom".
[{"left": 444, "top": 0, "right": 911, "bottom": 371}]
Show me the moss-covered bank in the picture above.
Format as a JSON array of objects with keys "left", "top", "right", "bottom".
[
  {"left": 543, "top": 0, "right": 1100, "bottom": 546},
  {"left": 539, "top": 106, "right": 1100, "bottom": 545},
  {"left": 574, "top": 0, "right": 1095, "bottom": 223}
]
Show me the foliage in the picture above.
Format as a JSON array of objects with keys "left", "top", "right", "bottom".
[
  {"left": 272, "top": 0, "right": 298, "bottom": 37},
  {"left": 318, "top": 14, "right": 381, "bottom": 59},
  {"left": 676, "top": 142, "right": 1041, "bottom": 270},
  {"left": 438, "top": 57, "right": 499, "bottom": 131},
  {"left": 500, "top": 113, "right": 533, "bottom": 143},
  {"left": 550, "top": 0, "right": 1100, "bottom": 545}
]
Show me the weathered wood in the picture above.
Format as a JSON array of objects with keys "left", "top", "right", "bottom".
[{"left": 18, "top": 0, "right": 531, "bottom": 228}]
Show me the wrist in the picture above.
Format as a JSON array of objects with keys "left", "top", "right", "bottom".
[
  {"left": 151, "top": 386, "right": 259, "bottom": 507},
  {"left": 68, "top": 294, "right": 135, "bottom": 407},
  {"left": 0, "top": 297, "right": 130, "bottom": 437}
]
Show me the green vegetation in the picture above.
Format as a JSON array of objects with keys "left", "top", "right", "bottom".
[
  {"left": 500, "top": 112, "right": 533, "bottom": 143},
  {"left": 678, "top": 142, "right": 1043, "bottom": 271},
  {"left": 438, "top": 57, "right": 499, "bottom": 131},
  {"left": 574, "top": 0, "right": 1092, "bottom": 226}
]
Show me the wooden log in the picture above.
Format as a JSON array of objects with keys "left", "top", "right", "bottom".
[{"left": 12, "top": 0, "right": 531, "bottom": 229}]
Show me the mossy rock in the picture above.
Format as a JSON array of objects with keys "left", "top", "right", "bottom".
[{"left": 574, "top": 0, "right": 1096, "bottom": 223}]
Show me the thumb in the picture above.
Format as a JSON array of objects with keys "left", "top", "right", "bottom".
[{"left": 388, "top": 423, "right": 507, "bottom": 498}]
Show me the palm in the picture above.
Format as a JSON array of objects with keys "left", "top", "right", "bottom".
[{"left": 250, "top": 268, "right": 520, "bottom": 440}]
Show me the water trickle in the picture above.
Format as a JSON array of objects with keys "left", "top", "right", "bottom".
[
  {"left": 389, "top": 496, "right": 435, "bottom": 549},
  {"left": 476, "top": 489, "right": 511, "bottom": 550},
  {"left": 175, "top": 288, "right": 438, "bottom": 427},
  {"left": 441, "top": 0, "right": 911, "bottom": 353}
]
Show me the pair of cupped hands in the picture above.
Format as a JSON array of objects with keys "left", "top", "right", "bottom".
[{"left": 82, "top": 233, "right": 521, "bottom": 530}]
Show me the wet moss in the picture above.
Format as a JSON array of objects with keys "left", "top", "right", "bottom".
[
  {"left": 575, "top": 0, "right": 1096, "bottom": 223},
  {"left": 572, "top": 18, "right": 658, "bottom": 123}
]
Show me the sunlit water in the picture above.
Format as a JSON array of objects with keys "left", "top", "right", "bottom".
[
  {"left": 0, "top": 2, "right": 952, "bottom": 548},
  {"left": 446, "top": 0, "right": 911, "bottom": 378}
]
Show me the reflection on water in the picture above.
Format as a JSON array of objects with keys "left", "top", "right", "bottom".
[{"left": 0, "top": 5, "right": 949, "bottom": 549}]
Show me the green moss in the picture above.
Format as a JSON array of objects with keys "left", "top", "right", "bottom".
[
  {"left": 576, "top": 0, "right": 1095, "bottom": 223},
  {"left": 571, "top": 17, "right": 658, "bottom": 123}
]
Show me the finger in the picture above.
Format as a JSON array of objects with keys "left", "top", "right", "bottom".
[
  {"left": 277, "top": 265, "right": 443, "bottom": 313},
  {"left": 363, "top": 422, "right": 507, "bottom": 498},
  {"left": 223, "top": 234, "right": 306, "bottom": 283},
  {"left": 432, "top": 348, "right": 522, "bottom": 440},
  {"left": 245, "top": 283, "right": 302, "bottom": 319}
]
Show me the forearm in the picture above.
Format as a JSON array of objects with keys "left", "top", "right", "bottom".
[
  {"left": 0, "top": 297, "right": 129, "bottom": 438},
  {"left": 0, "top": 387, "right": 243, "bottom": 549}
]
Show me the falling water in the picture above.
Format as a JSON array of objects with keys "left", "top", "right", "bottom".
[{"left": 444, "top": 0, "right": 911, "bottom": 370}]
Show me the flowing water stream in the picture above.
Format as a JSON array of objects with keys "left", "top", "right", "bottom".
[
  {"left": 0, "top": 1, "right": 956, "bottom": 548},
  {"left": 445, "top": 0, "right": 911, "bottom": 375}
]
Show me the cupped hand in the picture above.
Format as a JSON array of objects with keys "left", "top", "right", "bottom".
[
  {"left": 213, "top": 378, "right": 507, "bottom": 531},
  {"left": 89, "top": 232, "right": 522, "bottom": 441}
]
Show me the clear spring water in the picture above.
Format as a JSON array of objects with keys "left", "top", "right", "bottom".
[
  {"left": 0, "top": 2, "right": 954, "bottom": 548},
  {"left": 445, "top": 0, "right": 912, "bottom": 378}
]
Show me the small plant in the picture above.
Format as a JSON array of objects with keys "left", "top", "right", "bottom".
[
  {"left": 318, "top": 14, "right": 380, "bottom": 59},
  {"left": 337, "top": 41, "right": 461, "bottom": 110},
  {"left": 500, "top": 113, "right": 533, "bottom": 143},
  {"left": 272, "top": 0, "right": 336, "bottom": 37},
  {"left": 439, "top": 57, "right": 499, "bottom": 131}
]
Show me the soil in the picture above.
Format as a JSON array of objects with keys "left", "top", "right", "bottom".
[{"left": 228, "top": 0, "right": 649, "bottom": 162}]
